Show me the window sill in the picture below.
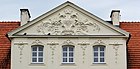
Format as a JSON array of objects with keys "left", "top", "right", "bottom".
[
  {"left": 91, "top": 63, "right": 107, "bottom": 66},
  {"left": 61, "top": 63, "right": 76, "bottom": 66},
  {"left": 29, "top": 63, "right": 45, "bottom": 66}
]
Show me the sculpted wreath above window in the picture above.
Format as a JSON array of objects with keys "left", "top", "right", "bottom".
[{"left": 37, "top": 9, "right": 100, "bottom": 35}]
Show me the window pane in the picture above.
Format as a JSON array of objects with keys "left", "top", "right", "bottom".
[
  {"left": 39, "top": 47, "right": 43, "bottom": 51},
  {"left": 32, "top": 47, "right": 37, "bottom": 51},
  {"left": 94, "top": 47, "right": 98, "bottom": 51},
  {"left": 100, "top": 52, "right": 104, "bottom": 56},
  {"left": 94, "top": 52, "right": 98, "bottom": 56},
  {"left": 94, "top": 58, "right": 98, "bottom": 62},
  {"left": 63, "top": 58, "right": 67, "bottom": 62},
  {"left": 63, "top": 53, "right": 67, "bottom": 57},
  {"left": 63, "top": 47, "right": 67, "bottom": 51},
  {"left": 69, "top": 47, "right": 73, "bottom": 51},
  {"left": 32, "top": 52, "right": 37, "bottom": 57},
  {"left": 100, "top": 47, "right": 104, "bottom": 51},
  {"left": 38, "top": 58, "right": 43, "bottom": 62},
  {"left": 69, "top": 53, "right": 73, "bottom": 57},
  {"left": 32, "top": 58, "right": 37, "bottom": 62},
  {"left": 38, "top": 52, "right": 43, "bottom": 56},
  {"left": 100, "top": 58, "right": 104, "bottom": 62},
  {"left": 69, "top": 58, "right": 73, "bottom": 62}
]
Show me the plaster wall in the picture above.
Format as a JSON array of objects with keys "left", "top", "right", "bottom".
[{"left": 11, "top": 37, "right": 127, "bottom": 69}]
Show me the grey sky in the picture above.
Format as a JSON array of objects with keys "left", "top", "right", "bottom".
[{"left": 0, "top": 0, "right": 140, "bottom": 21}]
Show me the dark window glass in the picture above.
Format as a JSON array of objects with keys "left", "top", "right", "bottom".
[
  {"left": 32, "top": 52, "right": 37, "bottom": 56},
  {"left": 100, "top": 58, "right": 104, "bottom": 62},
  {"left": 100, "top": 46, "right": 104, "bottom": 51},
  {"left": 94, "top": 47, "right": 98, "bottom": 51},
  {"left": 32, "top": 47, "right": 37, "bottom": 51},
  {"left": 38, "top": 52, "right": 43, "bottom": 56},
  {"left": 100, "top": 52, "right": 104, "bottom": 56},
  {"left": 38, "top": 58, "right": 43, "bottom": 62},
  {"left": 63, "top": 53, "right": 67, "bottom": 57},
  {"left": 32, "top": 58, "right": 37, "bottom": 62},
  {"left": 94, "top": 52, "right": 98, "bottom": 56},
  {"left": 69, "top": 47, "right": 73, "bottom": 51},
  {"left": 69, "top": 53, "right": 73, "bottom": 57},
  {"left": 69, "top": 58, "right": 73, "bottom": 62},
  {"left": 63, "top": 58, "right": 67, "bottom": 62},
  {"left": 63, "top": 47, "right": 67, "bottom": 51},
  {"left": 94, "top": 58, "right": 98, "bottom": 62},
  {"left": 39, "top": 47, "right": 43, "bottom": 51}
]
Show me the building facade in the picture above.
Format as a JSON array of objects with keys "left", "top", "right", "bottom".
[{"left": 0, "top": 1, "right": 140, "bottom": 69}]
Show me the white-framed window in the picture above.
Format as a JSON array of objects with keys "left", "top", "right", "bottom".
[
  {"left": 31, "top": 45, "right": 44, "bottom": 63},
  {"left": 93, "top": 45, "right": 105, "bottom": 63},
  {"left": 62, "top": 45, "right": 74, "bottom": 63}
]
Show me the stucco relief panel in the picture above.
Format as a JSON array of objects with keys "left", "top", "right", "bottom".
[
  {"left": 31, "top": 39, "right": 44, "bottom": 45},
  {"left": 109, "top": 42, "right": 123, "bottom": 63},
  {"left": 14, "top": 42, "right": 28, "bottom": 63},
  {"left": 78, "top": 42, "right": 90, "bottom": 63},
  {"left": 93, "top": 39, "right": 106, "bottom": 45},
  {"left": 47, "top": 42, "right": 59, "bottom": 63},
  {"left": 37, "top": 9, "right": 100, "bottom": 35}
]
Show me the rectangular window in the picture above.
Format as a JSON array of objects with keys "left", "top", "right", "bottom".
[
  {"left": 62, "top": 46, "right": 74, "bottom": 63},
  {"left": 32, "top": 46, "right": 44, "bottom": 63},
  {"left": 93, "top": 46, "right": 105, "bottom": 63}
]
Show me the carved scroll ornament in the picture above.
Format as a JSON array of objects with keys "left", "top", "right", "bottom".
[
  {"left": 78, "top": 42, "right": 90, "bottom": 63},
  {"left": 109, "top": 42, "right": 123, "bottom": 63},
  {"left": 14, "top": 42, "right": 28, "bottom": 63},
  {"left": 37, "top": 9, "right": 100, "bottom": 35},
  {"left": 31, "top": 40, "right": 44, "bottom": 45},
  {"left": 62, "top": 40, "right": 74, "bottom": 45},
  {"left": 47, "top": 42, "right": 59, "bottom": 63},
  {"left": 94, "top": 40, "right": 105, "bottom": 45}
]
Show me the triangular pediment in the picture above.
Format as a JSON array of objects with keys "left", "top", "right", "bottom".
[{"left": 8, "top": 1, "right": 129, "bottom": 38}]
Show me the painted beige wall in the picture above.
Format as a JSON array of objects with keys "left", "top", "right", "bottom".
[{"left": 11, "top": 37, "right": 127, "bottom": 69}]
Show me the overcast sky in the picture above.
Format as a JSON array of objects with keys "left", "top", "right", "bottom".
[{"left": 0, "top": 0, "right": 140, "bottom": 21}]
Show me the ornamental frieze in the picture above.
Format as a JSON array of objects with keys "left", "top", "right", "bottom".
[
  {"left": 31, "top": 40, "right": 44, "bottom": 45},
  {"left": 109, "top": 42, "right": 123, "bottom": 63},
  {"left": 78, "top": 42, "right": 90, "bottom": 63},
  {"left": 47, "top": 42, "right": 59, "bottom": 63},
  {"left": 14, "top": 42, "right": 28, "bottom": 63},
  {"left": 37, "top": 9, "right": 100, "bottom": 35}
]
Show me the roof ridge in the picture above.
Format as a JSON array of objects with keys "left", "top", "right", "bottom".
[
  {"left": 120, "top": 21, "right": 140, "bottom": 23},
  {"left": 0, "top": 21, "right": 20, "bottom": 23}
]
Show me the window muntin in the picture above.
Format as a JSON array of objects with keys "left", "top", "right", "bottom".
[
  {"left": 93, "top": 46, "right": 105, "bottom": 63},
  {"left": 32, "top": 45, "right": 44, "bottom": 63},
  {"left": 62, "top": 46, "right": 74, "bottom": 63}
]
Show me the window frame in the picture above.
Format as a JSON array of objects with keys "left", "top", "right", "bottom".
[
  {"left": 62, "top": 45, "right": 75, "bottom": 64},
  {"left": 93, "top": 45, "right": 105, "bottom": 64},
  {"left": 31, "top": 45, "right": 44, "bottom": 63}
]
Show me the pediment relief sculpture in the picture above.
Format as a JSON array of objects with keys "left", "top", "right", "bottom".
[{"left": 37, "top": 9, "right": 100, "bottom": 35}]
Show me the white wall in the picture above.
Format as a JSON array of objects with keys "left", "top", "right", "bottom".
[{"left": 11, "top": 37, "right": 127, "bottom": 69}]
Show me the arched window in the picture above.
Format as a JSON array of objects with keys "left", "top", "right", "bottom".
[
  {"left": 31, "top": 45, "right": 44, "bottom": 63},
  {"left": 62, "top": 45, "right": 74, "bottom": 63},
  {"left": 93, "top": 45, "right": 105, "bottom": 63}
]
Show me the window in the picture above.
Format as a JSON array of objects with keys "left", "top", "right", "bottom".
[
  {"left": 62, "top": 46, "right": 74, "bottom": 63},
  {"left": 93, "top": 45, "right": 105, "bottom": 63},
  {"left": 32, "top": 45, "right": 44, "bottom": 63}
]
